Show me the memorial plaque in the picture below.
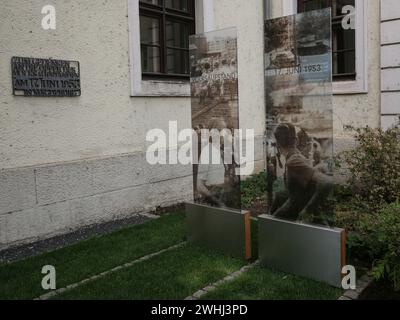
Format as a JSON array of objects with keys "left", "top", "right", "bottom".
[{"left": 12, "top": 57, "right": 81, "bottom": 97}]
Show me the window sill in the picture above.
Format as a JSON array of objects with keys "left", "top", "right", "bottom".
[
  {"left": 333, "top": 79, "right": 368, "bottom": 95},
  {"left": 130, "top": 79, "right": 190, "bottom": 97}
]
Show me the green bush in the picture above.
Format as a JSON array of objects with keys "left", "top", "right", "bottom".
[
  {"left": 359, "top": 202, "right": 400, "bottom": 291},
  {"left": 336, "top": 120, "right": 400, "bottom": 289},
  {"left": 335, "top": 184, "right": 368, "bottom": 232},
  {"left": 241, "top": 172, "right": 267, "bottom": 209},
  {"left": 339, "top": 121, "right": 400, "bottom": 211}
]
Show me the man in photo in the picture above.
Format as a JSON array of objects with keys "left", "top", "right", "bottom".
[{"left": 270, "top": 123, "right": 333, "bottom": 225}]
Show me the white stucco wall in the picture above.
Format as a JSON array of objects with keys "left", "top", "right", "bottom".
[
  {"left": 0, "top": 0, "right": 196, "bottom": 248},
  {"left": 2, "top": 0, "right": 380, "bottom": 170},
  {"left": 333, "top": 0, "right": 381, "bottom": 140},
  {"left": 0, "top": 0, "right": 191, "bottom": 170}
]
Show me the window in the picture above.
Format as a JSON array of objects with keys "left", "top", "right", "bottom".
[
  {"left": 129, "top": 0, "right": 213, "bottom": 96},
  {"left": 139, "top": 0, "right": 195, "bottom": 80},
  {"left": 298, "top": 0, "right": 356, "bottom": 81}
]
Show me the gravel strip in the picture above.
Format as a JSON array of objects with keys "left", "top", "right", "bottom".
[
  {"left": 338, "top": 274, "right": 374, "bottom": 300},
  {"left": 0, "top": 214, "right": 153, "bottom": 264}
]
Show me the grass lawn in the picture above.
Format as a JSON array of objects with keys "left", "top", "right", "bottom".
[
  {"left": 0, "top": 213, "right": 186, "bottom": 300},
  {"left": 0, "top": 211, "right": 343, "bottom": 300},
  {"left": 201, "top": 265, "right": 342, "bottom": 300},
  {"left": 54, "top": 244, "right": 245, "bottom": 300}
]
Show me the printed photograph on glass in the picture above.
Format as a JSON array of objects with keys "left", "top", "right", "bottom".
[
  {"left": 264, "top": 9, "right": 334, "bottom": 226},
  {"left": 190, "top": 27, "right": 241, "bottom": 210}
]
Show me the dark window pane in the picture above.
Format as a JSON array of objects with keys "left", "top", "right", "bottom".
[
  {"left": 140, "top": 0, "right": 162, "bottom": 6},
  {"left": 332, "top": 0, "right": 355, "bottom": 17},
  {"left": 333, "top": 50, "right": 355, "bottom": 76},
  {"left": 303, "top": 0, "right": 330, "bottom": 11},
  {"left": 165, "top": 0, "right": 189, "bottom": 12},
  {"left": 166, "top": 20, "right": 189, "bottom": 48},
  {"left": 299, "top": 0, "right": 355, "bottom": 16},
  {"left": 333, "top": 23, "right": 355, "bottom": 51},
  {"left": 166, "top": 49, "right": 189, "bottom": 74},
  {"left": 141, "top": 46, "right": 161, "bottom": 73},
  {"left": 140, "top": 16, "right": 160, "bottom": 45}
]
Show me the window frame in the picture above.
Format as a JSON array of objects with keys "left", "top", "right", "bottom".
[
  {"left": 282, "top": 0, "right": 368, "bottom": 94},
  {"left": 297, "top": 0, "right": 356, "bottom": 81},
  {"left": 128, "top": 0, "right": 215, "bottom": 97},
  {"left": 139, "top": 0, "right": 196, "bottom": 80}
]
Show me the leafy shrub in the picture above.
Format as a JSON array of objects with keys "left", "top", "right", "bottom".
[
  {"left": 359, "top": 202, "right": 400, "bottom": 291},
  {"left": 335, "top": 184, "right": 367, "bottom": 231},
  {"left": 336, "top": 120, "right": 400, "bottom": 289},
  {"left": 241, "top": 172, "right": 267, "bottom": 209},
  {"left": 335, "top": 195, "right": 380, "bottom": 264},
  {"left": 339, "top": 120, "right": 400, "bottom": 211}
]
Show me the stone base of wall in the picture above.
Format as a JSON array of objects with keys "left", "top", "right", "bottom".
[
  {"left": 0, "top": 151, "right": 194, "bottom": 249},
  {"left": 0, "top": 136, "right": 266, "bottom": 249}
]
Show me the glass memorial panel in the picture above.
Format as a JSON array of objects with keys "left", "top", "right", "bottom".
[
  {"left": 190, "top": 28, "right": 241, "bottom": 210},
  {"left": 265, "top": 9, "right": 334, "bottom": 226}
]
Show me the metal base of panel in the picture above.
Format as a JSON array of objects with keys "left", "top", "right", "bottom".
[
  {"left": 186, "top": 203, "right": 252, "bottom": 260},
  {"left": 258, "top": 215, "right": 346, "bottom": 288}
]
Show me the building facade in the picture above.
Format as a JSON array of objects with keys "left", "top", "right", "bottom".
[{"left": 0, "top": 0, "right": 399, "bottom": 248}]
